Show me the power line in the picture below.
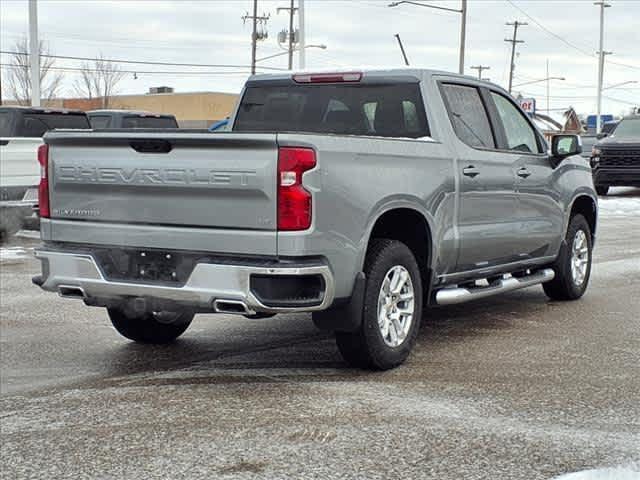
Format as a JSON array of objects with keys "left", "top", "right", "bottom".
[
  {"left": 0, "top": 50, "right": 286, "bottom": 71},
  {"left": 0, "top": 63, "right": 255, "bottom": 76},
  {"left": 504, "top": 0, "right": 593, "bottom": 57},
  {"left": 504, "top": 0, "right": 640, "bottom": 71}
]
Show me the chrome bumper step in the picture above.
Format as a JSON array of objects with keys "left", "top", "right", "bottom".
[{"left": 435, "top": 268, "right": 555, "bottom": 306}]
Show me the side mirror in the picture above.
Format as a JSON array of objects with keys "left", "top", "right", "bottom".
[{"left": 551, "top": 134, "right": 582, "bottom": 159}]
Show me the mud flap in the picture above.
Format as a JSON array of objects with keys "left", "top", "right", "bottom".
[{"left": 312, "top": 272, "right": 365, "bottom": 333}]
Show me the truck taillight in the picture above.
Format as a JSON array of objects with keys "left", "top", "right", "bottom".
[
  {"left": 277, "top": 147, "right": 316, "bottom": 231},
  {"left": 37, "top": 144, "right": 50, "bottom": 218}
]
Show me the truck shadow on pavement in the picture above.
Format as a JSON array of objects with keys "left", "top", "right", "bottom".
[{"left": 101, "top": 288, "right": 555, "bottom": 384}]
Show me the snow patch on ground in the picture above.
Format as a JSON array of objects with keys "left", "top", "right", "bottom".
[
  {"left": 598, "top": 190, "right": 640, "bottom": 218},
  {"left": 0, "top": 247, "right": 31, "bottom": 264},
  {"left": 552, "top": 465, "right": 640, "bottom": 480},
  {"left": 14, "top": 229, "right": 40, "bottom": 240}
]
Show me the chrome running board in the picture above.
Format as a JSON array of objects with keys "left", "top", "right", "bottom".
[{"left": 435, "top": 268, "right": 555, "bottom": 306}]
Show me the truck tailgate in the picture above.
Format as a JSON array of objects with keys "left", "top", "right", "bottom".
[{"left": 45, "top": 131, "right": 278, "bottom": 253}]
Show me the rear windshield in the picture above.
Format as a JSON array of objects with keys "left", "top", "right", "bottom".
[
  {"left": 19, "top": 113, "right": 90, "bottom": 137},
  {"left": 88, "top": 115, "right": 111, "bottom": 129},
  {"left": 613, "top": 118, "right": 640, "bottom": 138},
  {"left": 121, "top": 116, "right": 178, "bottom": 128},
  {"left": 233, "top": 83, "right": 429, "bottom": 138}
]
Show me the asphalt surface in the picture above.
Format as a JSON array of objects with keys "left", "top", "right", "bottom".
[{"left": 1, "top": 189, "right": 639, "bottom": 480}]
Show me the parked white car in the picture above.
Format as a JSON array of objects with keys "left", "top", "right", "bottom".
[{"left": 0, "top": 107, "right": 90, "bottom": 238}]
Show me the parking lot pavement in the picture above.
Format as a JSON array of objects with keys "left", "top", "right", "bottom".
[{"left": 1, "top": 189, "right": 639, "bottom": 480}]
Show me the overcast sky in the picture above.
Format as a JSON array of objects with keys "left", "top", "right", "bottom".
[{"left": 1, "top": 0, "right": 639, "bottom": 117}]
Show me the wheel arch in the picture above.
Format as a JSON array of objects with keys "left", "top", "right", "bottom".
[
  {"left": 360, "top": 201, "right": 435, "bottom": 293},
  {"left": 568, "top": 194, "right": 598, "bottom": 243}
]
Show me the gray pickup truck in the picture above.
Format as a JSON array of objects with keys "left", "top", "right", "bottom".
[{"left": 33, "top": 69, "right": 597, "bottom": 370}]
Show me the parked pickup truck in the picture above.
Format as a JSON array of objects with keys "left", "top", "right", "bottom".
[
  {"left": 0, "top": 106, "right": 90, "bottom": 238},
  {"left": 33, "top": 69, "right": 597, "bottom": 370},
  {"left": 87, "top": 110, "right": 179, "bottom": 129},
  {"left": 590, "top": 115, "right": 640, "bottom": 195}
]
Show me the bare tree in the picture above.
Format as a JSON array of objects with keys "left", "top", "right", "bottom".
[
  {"left": 4, "top": 38, "right": 63, "bottom": 105},
  {"left": 73, "top": 54, "right": 125, "bottom": 108}
]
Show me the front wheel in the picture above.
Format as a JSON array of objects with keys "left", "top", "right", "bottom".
[
  {"left": 108, "top": 308, "right": 194, "bottom": 344},
  {"left": 335, "top": 239, "right": 423, "bottom": 370},
  {"left": 543, "top": 214, "right": 593, "bottom": 301}
]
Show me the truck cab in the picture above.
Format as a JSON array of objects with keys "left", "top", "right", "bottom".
[
  {"left": 87, "top": 110, "right": 179, "bottom": 129},
  {"left": 0, "top": 106, "right": 90, "bottom": 238}
]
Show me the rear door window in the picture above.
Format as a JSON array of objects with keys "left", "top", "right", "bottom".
[
  {"left": 234, "top": 82, "right": 429, "bottom": 138},
  {"left": 441, "top": 84, "right": 495, "bottom": 149}
]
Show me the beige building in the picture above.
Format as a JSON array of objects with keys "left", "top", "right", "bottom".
[{"left": 27, "top": 88, "right": 239, "bottom": 128}]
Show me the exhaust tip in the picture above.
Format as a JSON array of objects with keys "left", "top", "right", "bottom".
[
  {"left": 58, "top": 285, "right": 86, "bottom": 299},
  {"left": 213, "top": 299, "right": 253, "bottom": 315}
]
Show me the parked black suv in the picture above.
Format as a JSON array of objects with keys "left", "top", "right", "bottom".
[{"left": 591, "top": 115, "right": 640, "bottom": 195}]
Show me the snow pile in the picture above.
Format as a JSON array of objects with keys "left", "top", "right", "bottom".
[
  {"left": 598, "top": 196, "right": 640, "bottom": 218},
  {"left": 0, "top": 247, "right": 30, "bottom": 264},
  {"left": 552, "top": 465, "right": 640, "bottom": 480}
]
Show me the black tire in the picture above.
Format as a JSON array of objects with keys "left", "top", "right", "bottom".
[
  {"left": 596, "top": 185, "right": 609, "bottom": 196},
  {"left": 107, "top": 308, "right": 194, "bottom": 344},
  {"left": 0, "top": 208, "right": 23, "bottom": 242},
  {"left": 543, "top": 214, "right": 593, "bottom": 301},
  {"left": 335, "top": 239, "right": 423, "bottom": 370}
]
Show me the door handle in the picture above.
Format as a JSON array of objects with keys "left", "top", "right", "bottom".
[
  {"left": 517, "top": 167, "right": 532, "bottom": 178},
  {"left": 462, "top": 166, "right": 480, "bottom": 178}
]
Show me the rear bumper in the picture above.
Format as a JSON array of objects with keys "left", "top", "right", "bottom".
[
  {"left": 593, "top": 167, "right": 640, "bottom": 187},
  {"left": 33, "top": 248, "right": 335, "bottom": 314}
]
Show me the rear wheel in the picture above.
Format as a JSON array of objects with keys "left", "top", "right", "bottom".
[
  {"left": 108, "top": 308, "right": 194, "bottom": 344},
  {"left": 596, "top": 185, "right": 609, "bottom": 196},
  {"left": 335, "top": 239, "right": 422, "bottom": 370},
  {"left": 543, "top": 214, "right": 592, "bottom": 301}
]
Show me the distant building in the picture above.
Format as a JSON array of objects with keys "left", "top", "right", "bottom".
[{"left": 10, "top": 88, "right": 239, "bottom": 129}]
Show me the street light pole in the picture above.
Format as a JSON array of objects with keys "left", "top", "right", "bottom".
[
  {"left": 595, "top": 1, "right": 611, "bottom": 134},
  {"left": 603, "top": 80, "right": 638, "bottom": 90},
  {"left": 395, "top": 34, "right": 410, "bottom": 66},
  {"left": 388, "top": 1, "right": 466, "bottom": 74},
  {"left": 459, "top": 0, "right": 467, "bottom": 75},
  {"left": 28, "top": 0, "right": 40, "bottom": 107},
  {"left": 298, "top": 0, "right": 306, "bottom": 69},
  {"left": 287, "top": 0, "right": 295, "bottom": 70},
  {"left": 546, "top": 59, "right": 550, "bottom": 114}
]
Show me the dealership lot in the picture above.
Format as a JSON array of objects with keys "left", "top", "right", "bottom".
[{"left": 1, "top": 189, "right": 639, "bottom": 480}]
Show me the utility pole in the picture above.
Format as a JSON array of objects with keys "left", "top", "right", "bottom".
[
  {"left": 242, "top": 1, "right": 270, "bottom": 75},
  {"left": 298, "top": 0, "right": 306, "bottom": 69},
  {"left": 287, "top": 0, "right": 295, "bottom": 70},
  {"left": 459, "top": 0, "right": 467, "bottom": 75},
  {"left": 394, "top": 34, "right": 410, "bottom": 66},
  {"left": 505, "top": 20, "right": 527, "bottom": 95},
  {"left": 595, "top": 1, "right": 611, "bottom": 134},
  {"left": 29, "top": 0, "right": 40, "bottom": 107},
  {"left": 470, "top": 65, "right": 490, "bottom": 80}
]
